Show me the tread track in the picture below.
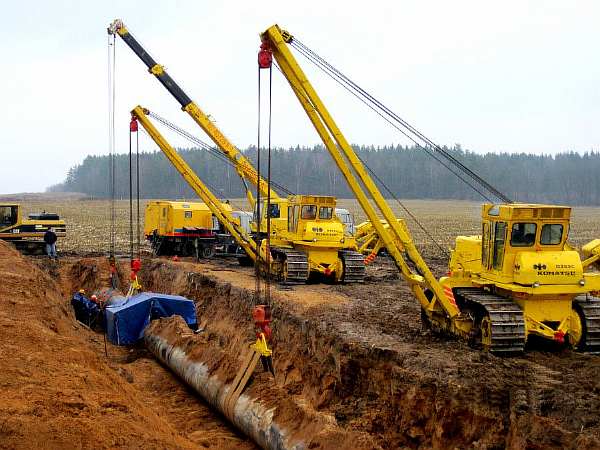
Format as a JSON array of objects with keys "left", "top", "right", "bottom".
[
  {"left": 574, "top": 294, "right": 600, "bottom": 354},
  {"left": 455, "top": 287, "right": 526, "bottom": 354},
  {"left": 340, "top": 250, "right": 366, "bottom": 283},
  {"left": 273, "top": 247, "right": 309, "bottom": 283}
]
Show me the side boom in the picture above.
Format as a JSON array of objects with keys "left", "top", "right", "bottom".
[
  {"left": 131, "top": 106, "right": 261, "bottom": 263},
  {"left": 108, "top": 19, "right": 279, "bottom": 204},
  {"left": 260, "top": 25, "right": 459, "bottom": 318}
]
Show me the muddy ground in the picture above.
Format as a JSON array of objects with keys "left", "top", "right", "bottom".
[
  {"left": 139, "top": 255, "right": 600, "bottom": 449},
  {"left": 2, "top": 242, "right": 600, "bottom": 449}
]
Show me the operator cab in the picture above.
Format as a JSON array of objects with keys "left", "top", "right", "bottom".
[
  {"left": 286, "top": 195, "right": 345, "bottom": 243},
  {"left": 0, "top": 205, "right": 18, "bottom": 229},
  {"left": 480, "top": 203, "right": 580, "bottom": 286}
]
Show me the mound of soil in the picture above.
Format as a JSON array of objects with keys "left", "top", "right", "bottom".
[{"left": 0, "top": 243, "right": 253, "bottom": 450}]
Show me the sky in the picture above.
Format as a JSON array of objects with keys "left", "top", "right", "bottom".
[{"left": 1, "top": 0, "right": 599, "bottom": 193}]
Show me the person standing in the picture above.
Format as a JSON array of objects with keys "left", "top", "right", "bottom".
[{"left": 44, "top": 227, "right": 58, "bottom": 259}]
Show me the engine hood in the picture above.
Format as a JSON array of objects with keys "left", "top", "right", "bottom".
[{"left": 513, "top": 251, "right": 583, "bottom": 286}]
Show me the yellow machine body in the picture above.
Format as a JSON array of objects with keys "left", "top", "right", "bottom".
[
  {"left": 446, "top": 203, "right": 600, "bottom": 348},
  {"left": 0, "top": 204, "right": 66, "bottom": 254},
  {"left": 260, "top": 23, "right": 600, "bottom": 353},
  {"left": 144, "top": 201, "right": 232, "bottom": 238},
  {"left": 144, "top": 200, "right": 234, "bottom": 258}
]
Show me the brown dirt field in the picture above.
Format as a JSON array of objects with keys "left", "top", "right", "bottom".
[
  {"left": 3, "top": 195, "right": 600, "bottom": 448},
  {"left": 0, "top": 241, "right": 254, "bottom": 450},
  {"left": 137, "top": 255, "right": 600, "bottom": 449},
  {"left": 13, "top": 198, "right": 600, "bottom": 257}
]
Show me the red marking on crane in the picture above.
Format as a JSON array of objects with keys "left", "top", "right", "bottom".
[{"left": 443, "top": 286, "right": 457, "bottom": 307}]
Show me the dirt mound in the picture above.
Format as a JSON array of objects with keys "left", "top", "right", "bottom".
[{"left": 0, "top": 243, "right": 253, "bottom": 450}]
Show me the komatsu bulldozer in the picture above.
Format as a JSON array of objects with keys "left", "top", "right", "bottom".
[
  {"left": 441, "top": 203, "right": 600, "bottom": 352},
  {"left": 0, "top": 204, "right": 66, "bottom": 254},
  {"left": 259, "top": 23, "right": 600, "bottom": 353}
]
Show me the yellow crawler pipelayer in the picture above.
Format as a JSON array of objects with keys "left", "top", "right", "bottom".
[
  {"left": 109, "top": 19, "right": 365, "bottom": 284},
  {"left": 261, "top": 24, "right": 600, "bottom": 353}
]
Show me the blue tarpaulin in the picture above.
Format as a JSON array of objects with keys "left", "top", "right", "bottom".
[{"left": 104, "top": 292, "right": 197, "bottom": 345}]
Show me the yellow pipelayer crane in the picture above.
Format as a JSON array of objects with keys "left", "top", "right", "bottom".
[
  {"left": 108, "top": 19, "right": 365, "bottom": 283},
  {"left": 260, "top": 24, "right": 600, "bottom": 353}
]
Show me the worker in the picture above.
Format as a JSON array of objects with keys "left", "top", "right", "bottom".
[{"left": 44, "top": 227, "right": 58, "bottom": 259}]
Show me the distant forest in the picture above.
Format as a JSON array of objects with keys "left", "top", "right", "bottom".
[{"left": 48, "top": 145, "right": 600, "bottom": 205}]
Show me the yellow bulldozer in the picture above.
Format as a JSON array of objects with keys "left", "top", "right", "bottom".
[{"left": 108, "top": 19, "right": 366, "bottom": 283}]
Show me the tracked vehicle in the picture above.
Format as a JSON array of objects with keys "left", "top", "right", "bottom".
[
  {"left": 0, "top": 204, "right": 66, "bottom": 254},
  {"left": 108, "top": 19, "right": 365, "bottom": 283},
  {"left": 259, "top": 24, "right": 600, "bottom": 353}
]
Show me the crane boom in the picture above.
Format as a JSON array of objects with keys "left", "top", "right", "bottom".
[
  {"left": 260, "top": 25, "right": 460, "bottom": 319},
  {"left": 130, "top": 105, "right": 262, "bottom": 264},
  {"left": 108, "top": 19, "right": 279, "bottom": 203},
  {"left": 109, "top": 19, "right": 366, "bottom": 284}
]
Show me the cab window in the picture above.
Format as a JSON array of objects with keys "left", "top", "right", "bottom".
[
  {"left": 481, "top": 222, "right": 490, "bottom": 266},
  {"left": 319, "top": 207, "right": 333, "bottom": 220},
  {"left": 510, "top": 223, "right": 536, "bottom": 247},
  {"left": 493, "top": 221, "right": 506, "bottom": 270},
  {"left": 287, "top": 206, "right": 294, "bottom": 232},
  {"left": 301, "top": 205, "right": 317, "bottom": 220},
  {"left": 0, "top": 206, "right": 17, "bottom": 226},
  {"left": 267, "top": 203, "right": 280, "bottom": 219},
  {"left": 540, "top": 224, "right": 563, "bottom": 245},
  {"left": 288, "top": 206, "right": 300, "bottom": 232}
]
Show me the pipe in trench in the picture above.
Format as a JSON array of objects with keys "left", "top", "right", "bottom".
[{"left": 144, "top": 331, "right": 301, "bottom": 450}]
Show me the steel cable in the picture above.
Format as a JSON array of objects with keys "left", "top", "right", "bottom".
[
  {"left": 272, "top": 62, "right": 449, "bottom": 256},
  {"left": 291, "top": 38, "right": 511, "bottom": 204},
  {"left": 146, "top": 111, "right": 294, "bottom": 196}
]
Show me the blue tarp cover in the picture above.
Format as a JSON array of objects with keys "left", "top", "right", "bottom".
[{"left": 104, "top": 292, "right": 197, "bottom": 345}]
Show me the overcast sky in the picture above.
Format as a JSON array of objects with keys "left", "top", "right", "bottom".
[{"left": 1, "top": 1, "right": 598, "bottom": 194}]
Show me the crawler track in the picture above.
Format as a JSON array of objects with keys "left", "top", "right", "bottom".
[
  {"left": 340, "top": 250, "right": 366, "bottom": 283},
  {"left": 455, "top": 287, "right": 526, "bottom": 354},
  {"left": 575, "top": 294, "right": 600, "bottom": 353},
  {"left": 274, "top": 248, "right": 309, "bottom": 283}
]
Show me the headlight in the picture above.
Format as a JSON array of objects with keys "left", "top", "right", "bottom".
[
  {"left": 579, "top": 279, "right": 586, "bottom": 286},
  {"left": 340, "top": 238, "right": 345, "bottom": 244},
  {"left": 532, "top": 281, "right": 540, "bottom": 288}
]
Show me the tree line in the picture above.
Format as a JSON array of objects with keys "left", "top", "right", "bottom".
[{"left": 47, "top": 145, "right": 600, "bottom": 205}]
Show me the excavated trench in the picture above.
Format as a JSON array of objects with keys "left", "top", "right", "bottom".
[
  {"left": 1, "top": 248, "right": 255, "bottom": 450},
  {"left": 137, "top": 258, "right": 600, "bottom": 449},
  {"left": 10, "top": 246, "right": 600, "bottom": 449}
]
